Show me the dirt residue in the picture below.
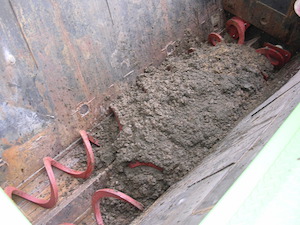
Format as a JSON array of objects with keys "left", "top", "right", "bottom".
[{"left": 89, "top": 43, "right": 287, "bottom": 224}]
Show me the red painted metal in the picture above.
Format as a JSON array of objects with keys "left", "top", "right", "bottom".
[
  {"left": 92, "top": 189, "right": 144, "bottom": 225},
  {"left": 263, "top": 43, "right": 291, "bottom": 64},
  {"left": 256, "top": 47, "right": 285, "bottom": 68},
  {"left": 128, "top": 161, "right": 163, "bottom": 171},
  {"left": 87, "top": 133, "right": 101, "bottom": 147},
  {"left": 4, "top": 130, "right": 96, "bottom": 208},
  {"left": 260, "top": 71, "right": 269, "bottom": 81},
  {"left": 226, "top": 17, "right": 250, "bottom": 44},
  {"left": 256, "top": 43, "right": 292, "bottom": 68},
  {"left": 208, "top": 32, "right": 224, "bottom": 46}
]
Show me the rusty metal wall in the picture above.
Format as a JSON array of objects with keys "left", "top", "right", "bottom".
[{"left": 0, "top": 0, "right": 223, "bottom": 186}]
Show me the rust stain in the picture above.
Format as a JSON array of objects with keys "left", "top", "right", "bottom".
[
  {"left": 1, "top": 131, "right": 42, "bottom": 149},
  {"left": 49, "top": 0, "right": 90, "bottom": 98},
  {"left": 1, "top": 138, "right": 11, "bottom": 146},
  {"left": 2, "top": 127, "right": 54, "bottom": 186},
  {"left": 76, "top": 37, "right": 93, "bottom": 60},
  {"left": 8, "top": 0, "right": 38, "bottom": 69},
  {"left": 2, "top": 145, "right": 33, "bottom": 186},
  {"left": 1, "top": 0, "right": 210, "bottom": 189},
  {"left": 72, "top": 97, "right": 95, "bottom": 117}
]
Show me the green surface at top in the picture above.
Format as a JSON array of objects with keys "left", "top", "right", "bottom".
[{"left": 200, "top": 103, "right": 300, "bottom": 225}]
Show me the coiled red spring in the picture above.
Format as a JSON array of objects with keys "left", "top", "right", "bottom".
[
  {"left": 4, "top": 130, "right": 95, "bottom": 208},
  {"left": 92, "top": 189, "right": 144, "bottom": 225},
  {"left": 4, "top": 130, "right": 159, "bottom": 224}
]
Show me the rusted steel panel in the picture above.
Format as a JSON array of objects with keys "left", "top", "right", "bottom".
[
  {"left": 222, "top": 0, "right": 300, "bottom": 50},
  {"left": 0, "top": 0, "right": 53, "bottom": 185},
  {"left": 0, "top": 0, "right": 223, "bottom": 186}
]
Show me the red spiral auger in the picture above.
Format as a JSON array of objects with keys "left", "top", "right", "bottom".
[
  {"left": 128, "top": 161, "right": 163, "bottom": 171},
  {"left": 92, "top": 189, "right": 144, "bottom": 225},
  {"left": 4, "top": 130, "right": 96, "bottom": 209},
  {"left": 208, "top": 32, "right": 224, "bottom": 46}
]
